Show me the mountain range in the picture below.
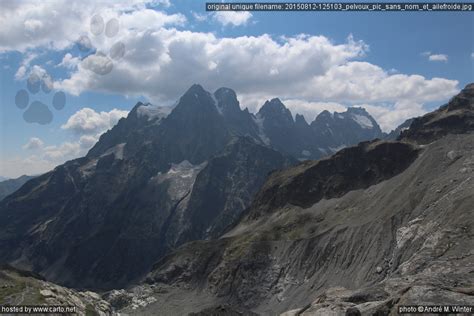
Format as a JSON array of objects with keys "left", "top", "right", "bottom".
[
  {"left": 111, "top": 83, "right": 474, "bottom": 314},
  {"left": 1, "top": 83, "right": 472, "bottom": 315},
  {"left": 0, "top": 84, "right": 384, "bottom": 290}
]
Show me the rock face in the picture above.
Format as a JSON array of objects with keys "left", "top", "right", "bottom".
[
  {"left": 119, "top": 84, "right": 474, "bottom": 315},
  {"left": 0, "top": 175, "right": 35, "bottom": 201}
]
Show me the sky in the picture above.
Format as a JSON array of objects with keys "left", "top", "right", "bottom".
[{"left": 0, "top": 0, "right": 473, "bottom": 178}]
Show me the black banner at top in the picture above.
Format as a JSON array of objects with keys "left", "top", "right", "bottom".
[{"left": 205, "top": 2, "right": 474, "bottom": 11}]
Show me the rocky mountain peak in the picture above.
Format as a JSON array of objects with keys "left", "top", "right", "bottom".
[
  {"left": 173, "top": 84, "right": 216, "bottom": 112},
  {"left": 446, "top": 83, "right": 474, "bottom": 111},
  {"left": 346, "top": 106, "right": 369, "bottom": 115},
  {"left": 312, "top": 110, "right": 332, "bottom": 124},
  {"left": 295, "top": 113, "right": 309, "bottom": 127},
  {"left": 258, "top": 98, "right": 294, "bottom": 123},
  {"left": 214, "top": 87, "right": 241, "bottom": 115}
]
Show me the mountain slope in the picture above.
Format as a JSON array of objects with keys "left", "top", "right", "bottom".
[
  {"left": 0, "top": 175, "right": 35, "bottom": 201},
  {"left": 117, "top": 83, "right": 474, "bottom": 315}
]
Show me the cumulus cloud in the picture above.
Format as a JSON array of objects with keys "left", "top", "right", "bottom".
[
  {"left": 14, "top": 52, "right": 39, "bottom": 80},
  {"left": 422, "top": 52, "right": 448, "bottom": 62},
  {"left": 362, "top": 101, "right": 426, "bottom": 132},
  {"left": 61, "top": 107, "right": 129, "bottom": 135},
  {"left": 58, "top": 53, "right": 81, "bottom": 69},
  {"left": 428, "top": 54, "right": 448, "bottom": 62},
  {"left": 307, "top": 62, "right": 457, "bottom": 103},
  {"left": 23, "top": 137, "right": 44, "bottom": 150},
  {"left": 51, "top": 107, "right": 128, "bottom": 161},
  {"left": 213, "top": 11, "right": 252, "bottom": 26},
  {"left": 0, "top": 155, "right": 56, "bottom": 178},
  {"left": 56, "top": 32, "right": 368, "bottom": 99},
  {"left": 0, "top": 0, "right": 184, "bottom": 52},
  {"left": 192, "top": 12, "right": 207, "bottom": 22},
  {"left": 1, "top": 108, "right": 130, "bottom": 178}
]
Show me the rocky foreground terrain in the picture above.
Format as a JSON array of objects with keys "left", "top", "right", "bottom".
[
  {"left": 0, "top": 265, "right": 111, "bottom": 315},
  {"left": 110, "top": 84, "right": 474, "bottom": 315}
]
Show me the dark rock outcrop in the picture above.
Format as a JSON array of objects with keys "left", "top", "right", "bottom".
[{"left": 400, "top": 83, "right": 474, "bottom": 143}]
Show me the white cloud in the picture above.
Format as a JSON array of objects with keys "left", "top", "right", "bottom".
[
  {"left": 0, "top": 108, "right": 130, "bottom": 178},
  {"left": 471, "top": 52, "right": 474, "bottom": 59},
  {"left": 428, "top": 54, "right": 448, "bottom": 62},
  {"left": 56, "top": 32, "right": 368, "bottom": 99},
  {"left": 23, "top": 137, "right": 45, "bottom": 150},
  {"left": 61, "top": 107, "right": 129, "bottom": 135},
  {"left": 14, "top": 66, "right": 27, "bottom": 80},
  {"left": 14, "top": 51, "right": 39, "bottom": 80},
  {"left": 0, "top": 0, "right": 185, "bottom": 52},
  {"left": 213, "top": 11, "right": 252, "bottom": 26},
  {"left": 307, "top": 62, "right": 457, "bottom": 103},
  {"left": 0, "top": 155, "right": 56, "bottom": 178},
  {"left": 192, "top": 12, "right": 207, "bottom": 22},
  {"left": 58, "top": 53, "right": 81, "bottom": 69},
  {"left": 362, "top": 101, "right": 426, "bottom": 132},
  {"left": 422, "top": 52, "right": 448, "bottom": 62}
]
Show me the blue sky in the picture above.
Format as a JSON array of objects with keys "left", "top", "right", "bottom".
[{"left": 0, "top": 0, "right": 472, "bottom": 178}]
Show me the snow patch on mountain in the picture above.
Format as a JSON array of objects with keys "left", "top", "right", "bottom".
[
  {"left": 101, "top": 143, "right": 126, "bottom": 160},
  {"left": 210, "top": 92, "right": 223, "bottom": 115},
  {"left": 152, "top": 160, "right": 207, "bottom": 201},
  {"left": 253, "top": 114, "right": 270, "bottom": 145},
  {"left": 352, "top": 114, "right": 373, "bottom": 129}
]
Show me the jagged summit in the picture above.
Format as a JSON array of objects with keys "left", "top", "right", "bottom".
[
  {"left": 214, "top": 87, "right": 241, "bottom": 115},
  {"left": 346, "top": 106, "right": 369, "bottom": 114},
  {"left": 294, "top": 113, "right": 309, "bottom": 126},
  {"left": 186, "top": 83, "right": 207, "bottom": 94},
  {"left": 258, "top": 98, "right": 294, "bottom": 122}
]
